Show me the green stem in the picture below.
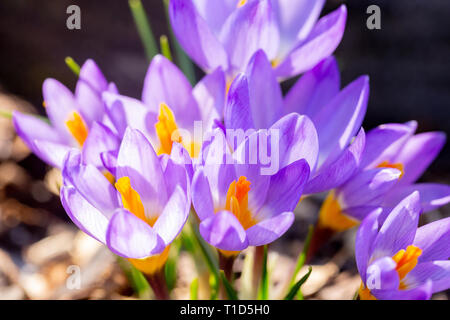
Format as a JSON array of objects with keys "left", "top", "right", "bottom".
[
  {"left": 0, "top": 110, "right": 13, "bottom": 119},
  {"left": 129, "top": 0, "right": 159, "bottom": 61},
  {"left": 257, "top": 245, "right": 269, "bottom": 300},
  {"left": 65, "top": 56, "right": 81, "bottom": 76},
  {"left": 160, "top": 35, "right": 173, "bottom": 61},
  {"left": 290, "top": 224, "right": 314, "bottom": 288}
]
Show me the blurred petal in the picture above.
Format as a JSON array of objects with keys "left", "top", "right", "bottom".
[
  {"left": 305, "top": 128, "right": 365, "bottom": 194},
  {"left": 169, "top": 0, "right": 228, "bottom": 71},
  {"left": 355, "top": 208, "right": 382, "bottom": 284},
  {"left": 313, "top": 75, "right": 369, "bottom": 168},
  {"left": 275, "top": 5, "right": 347, "bottom": 79},
  {"left": 199, "top": 210, "right": 248, "bottom": 251},
  {"left": 193, "top": 67, "right": 226, "bottom": 130},
  {"left": 106, "top": 209, "right": 165, "bottom": 259},
  {"left": 224, "top": 74, "right": 254, "bottom": 131},
  {"left": 75, "top": 59, "right": 108, "bottom": 125},
  {"left": 366, "top": 257, "right": 400, "bottom": 291},
  {"left": 371, "top": 192, "right": 421, "bottom": 260},
  {"left": 192, "top": 0, "right": 238, "bottom": 36},
  {"left": 372, "top": 281, "right": 432, "bottom": 300},
  {"left": 392, "top": 132, "right": 446, "bottom": 185},
  {"left": 404, "top": 261, "right": 450, "bottom": 293},
  {"left": 384, "top": 183, "right": 450, "bottom": 213},
  {"left": 153, "top": 186, "right": 189, "bottom": 246},
  {"left": 284, "top": 56, "right": 340, "bottom": 118},
  {"left": 245, "top": 50, "right": 283, "bottom": 128},
  {"left": 246, "top": 211, "right": 294, "bottom": 246},
  {"left": 414, "top": 217, "right": 450, "bottom": 262},
  {"left": 220, "top": 0, "right": 279, "bottom": 70},
  {"left": 61, "top": 186, "right": 108, "bottom": 244},
  {"left": 272, "top": 0, "right": 325, "bottom": 56},
  {"left": 82, "top": 122, "right": 120, "bottom": 168},
  {"left": 192, "top": 168, "right": 215, "bottom": 221},
  {"left": 33, "top": 140, "right": 72, "bottom": 168}
]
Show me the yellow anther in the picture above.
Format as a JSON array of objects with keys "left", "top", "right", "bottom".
[
  {"left": 237, "top": 0, "right": 247, "bottom": 8},
  {"left": 155, "top": 103, "right": 182, "bottom": 155},
  {"left": 65, "top": 111, "right": 88, "bottom": 147},
  {"left": 392, "top": 245, "right": 422, "bottom": 288},
  {"left": 318, "top": 191, "right": 358, "bottom": 232},
  {"left": 225, "top": 176, "right": 257, "bottom": 230}
]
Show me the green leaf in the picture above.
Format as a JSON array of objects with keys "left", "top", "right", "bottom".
[
  {"left": 289, "top": 224, "right": 314, "bottom": 287},
  {"left": 190, "top": 278, "right": 199, "bottom": 300},
  {"left": 116, "top": 256, "right": 150, "bottom": 299},
  {"left": 220, "top": 270, "right": 238, "bottom": 300},
  {"left": 164, "top": 238, "right": 181, "bottom": 291},
  {"left": 65, "top": 56, "right": 81, "bottom": 76},
  {"left": 0, "top": 110, "right": 12, "bottom": 119},
  {"left": 257, "top": 245, "right": 269, "bottom": 300},
  {"left": 284, "top": 266, "right": 312, "bottom": 300},
  {"left": 129, "top": 0, "right": 159, "bottom": 61}
]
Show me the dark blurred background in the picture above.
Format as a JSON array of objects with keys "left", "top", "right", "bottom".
[{"left": 0, "top": 0, "right": 449, "bottom": 299}]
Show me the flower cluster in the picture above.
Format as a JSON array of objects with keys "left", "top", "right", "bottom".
[{"left": 11, "top": 0, "right": 449, "bottom": 300}]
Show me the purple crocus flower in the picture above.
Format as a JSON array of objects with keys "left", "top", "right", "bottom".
[
  {"left": 60, "top": 128, "right": 190, "bottom": 274},
  {"left": 102, "top": 54, "right": 226, "bottom": 161},
  {"left": 192, "top": 115, "right": 314, "bottom": 253},
  {"left": 13, "top": 60, "right": 118, "bottom": 169},
  {"left": 169, "top": 0, "right": 346, "bottom": 80},
  {"left": 356, "top": 192, "right": 450, "bottom": 300},
  {"left": 316, "top": 120, "right": 450, "bottom": 232},
  {"left": 224, "top": 51, "right": 369, "bottom": 195}
]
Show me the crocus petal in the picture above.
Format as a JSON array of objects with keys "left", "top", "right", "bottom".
[
  {"left": 414, "top": 217, "right": 450, "bottom": 262},
  {"left": 192, "top": 0, "right": 239, "bottom": 36},
  {"left": 192, "top": 168, "right": 215, "bottom": 221},
  {"left": 42, "top": 78, "right": 80, "bottom": 141},
  {"left": 106, "top": 209, "right": 165, "bottom": 259},
  {"left": 371, "top": 192, "right": 421, "bottom": 260},
  {"left": 372, "top": 280, "right": 432, "bottom": 300},
  {"left": 245, "top": 50, "right": 283, "bottom": 128},
  {"left": 101, "top": 150, "right": 118, "bottom": 176},
  {"left": 360, "top": 122, "right": 416, "bottom": 169},
  {"left": 199, "top": 210, "right": 249, "bottom": 251},
  {"left": 82, "top": 122, "right": 120, "bottom": 169},
  {"left": 257, "top": 159, "right": 310, "bottom": 220},
  {"left": 392, "top": 132, "right": 446, "bottom": 186},
  {"left": 283, "top": 56, "right": 340, "bottom": 118},
  {"left": 193, "top": 67, "right": 226, "bottom": 130},
  {"left": 224, "top": 74, "right": 255, "bottom": 132},
  {"left": 33, "top": 140, "right": 72, "bottom": 168},
  {"left": 102, "top": 92, "right": 157, "bottom": 139},
  {"left": 62, "top": 149, "right": 119, "bottom": 216},
  {"left": 153, "top": 186, "right": 189, "bottom": 246},
  {"left": 246, "top": 211, "right": 294, "bottom": 246},
  {"left": 338, "top": 168, "right": 401, "bottom": 209},
  {"left": 355, "top": 208, "right": 382, "bottom": 284},
  {"left": 313, "top": 75, "right": 369, "bottom": 168},
  {"left": 274, "top": 5, "right": 347, "bottom": 79},
  {"left": 403, "top": 261, "right": 450, "bottom": 294},
  {"left": 272, "top": 0, "right": 325, "bottom": 57},
  {"left": 220, "top": 0, "right": 279, "bottom": 70},
  {"left": 305, "top": 128, "right": 365, "bottom": 194},
  {"left": 170, "top": 142, "right": 194, "bottom": 181},
  {"left": 116, "top": 128, "right": 168, "bottom": 211},
  {"left": 75, "top": 59, "right": 108, "bottom": 125},
  {"left": 60, "top": 186, "right": 108, "bottom": 244},
  {"left": 366, "top": 257, "right": 400, "bottom": 291},
  {"left": 270, "top": 113, "right": 319, "bottom": 171},
  {"left": 169, "top": 0, "right": 228, "bottom": 72},
  {"left": 142, "top": 55, "right": 200, "bottom": 129},
  {"left": 162, "top": 154, "right": 190, "bottom": 197},
  {"left": 383, "top": 183, "right": 450, "bottom": 213}
]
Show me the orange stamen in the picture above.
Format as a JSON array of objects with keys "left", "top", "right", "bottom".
[
  {"left": 237, "top": 0, "right": 247, "bottom": 8},
  {"left": 318, "top": 191, "right": 358, "bottom": 232},
  {"left": 225, "top": 176, "right": 257, "bottom": 230},
  {"left": 392, "top": 245, "right": 422, "bottom": 289},
  {"left": 155, "top": 103, "right": 182, "bottom": 155},
  {"left": 65, "top": 111, "right": 88, "bottom": 147}
]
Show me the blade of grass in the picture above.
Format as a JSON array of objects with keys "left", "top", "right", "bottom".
[
  {"left": 257, "top": 245, "right": 269, "bottom": 300},
  {"left": 289, "top": 224, "right": 314, "bottom": 287},
  {"left": 284, "top": 266, "right": 312, "bottom": 300},
  {"left": 160, "top": 35, "right": 172, "bottom": 61},
  {"left": 116, "top": 256, "right": 150, "bottom": 299},
  {"left": 65, "top": 56, "right": 81, "bottom": 76},
  {"left": 220, "top": 270, "right": 238, "bottom": 300},
  {"left": 162, "top": 0, "right": 196, "bottom": 85},
  {"left": 129, "top": 0, "right": 159, "bottom": 61},
  {"left": 190, "top": 277, "right": 199, "bottom": 300}
]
